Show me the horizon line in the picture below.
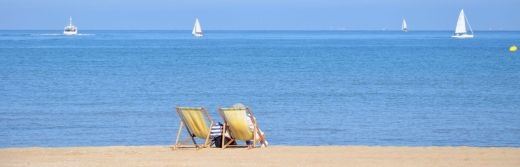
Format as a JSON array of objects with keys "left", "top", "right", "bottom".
[{"left": 1, "top": 29, "right": 518, "bottom": 31}]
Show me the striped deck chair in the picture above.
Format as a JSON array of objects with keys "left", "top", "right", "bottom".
[
  {"left": 172, "top": 107, "right": 214, "bottom": 150},
  {"left": 218, "top": 106, "right": 267, "bottom": 149}
]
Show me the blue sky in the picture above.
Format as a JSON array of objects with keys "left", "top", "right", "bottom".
[{"left": 1, "top": 0, "right": 518, "bottom": 30}]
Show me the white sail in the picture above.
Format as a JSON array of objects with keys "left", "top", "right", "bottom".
[
  {"left": 192, "top": 18, "right": 203, "bottom": 37},
  {"left": 452, "top": 9, "right": 473, "bottom": 38},
  {"left": 402, "top": 19, "right": 408, "bottom": 32},
  {"left": 455, "top": 10, "right": 467, "bottom": 34}
]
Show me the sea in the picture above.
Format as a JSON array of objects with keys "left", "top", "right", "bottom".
[{"left": 1, "top": 30, "right": 520, "bottom": 148}]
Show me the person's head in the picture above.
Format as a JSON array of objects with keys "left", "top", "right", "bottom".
[{"left": 232, "top": 103, "right": 247, "bottom": 109}]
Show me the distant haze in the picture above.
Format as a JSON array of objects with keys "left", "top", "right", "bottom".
[{"left": 1, "top": 0, "right": 518, "bottom": 30}]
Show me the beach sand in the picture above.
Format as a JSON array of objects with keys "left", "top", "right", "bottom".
[{"left": 1, "top": 146, "right": 519, "bottom": 167}]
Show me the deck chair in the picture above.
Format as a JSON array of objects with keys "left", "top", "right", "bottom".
[
  {"left": 172, "top": 107, "right": 214, "bottom": 150},
  {"left": 218, "top": 106, "right": 267, "bottom": 149}
]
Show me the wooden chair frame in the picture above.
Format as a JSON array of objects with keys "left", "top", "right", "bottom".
[{"left": 172, "top": 107, "right": 214, "bottom": 150}]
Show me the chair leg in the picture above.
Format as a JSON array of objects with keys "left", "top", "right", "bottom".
[
  {"left": 224, "top": 138, "right": 236, "bottom": 149},
  {"left": 252, "top": 125, "right": 258, "bottom": 148},
  {"left": 188, "top": 131, "right": 199, "bottom": 148},
  {"left": 221, "top": 124, "right": 237, "bottom": 149},
  {"left": 204, "top": 122, "right": 214, "bottom": 148},
  {"left": 221, "top": 124, "right": 226, "bottom": 149},
  {"left": 255, "top": 126, "right": 267, "bottom": 147},
  {"left": 172, "top": 122, "right": 184, "bottom": 150},
  {"left": 173, "top": 122, "right": 203, "bottom": 150}
]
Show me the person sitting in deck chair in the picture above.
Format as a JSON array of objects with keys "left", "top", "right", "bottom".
[{"left": 232, "top": 103, "right": 268, "bottom": 147}]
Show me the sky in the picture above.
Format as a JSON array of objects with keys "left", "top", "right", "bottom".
[{"left": 1, "top": 0, "right": 519, "bottom": 30}]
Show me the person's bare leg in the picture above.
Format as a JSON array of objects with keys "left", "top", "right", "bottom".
[{"left": 257, "top": 128, "right": 268, "bottom": 147}]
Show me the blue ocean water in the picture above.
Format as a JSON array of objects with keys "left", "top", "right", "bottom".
[{"left": 1, "top": 30, "right": 520, "bottom": 148}]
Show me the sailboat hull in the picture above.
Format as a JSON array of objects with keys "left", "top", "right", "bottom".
[
  {"left": 63, "top": 31, "right": 78, "bottom": 35},
  {"left": 193, "top": 33, "right": 203, "bottom": 37},
  {"left": 451, "top": 34, "right": 474, "bottom": 38}
]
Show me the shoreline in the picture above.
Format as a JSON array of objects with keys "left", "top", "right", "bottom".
[
  {"left": 2, "top": 144, "right": 520, "bottom": 149},
  {"left": 1, "top": 146, "right": 520, "bottom": 167}
]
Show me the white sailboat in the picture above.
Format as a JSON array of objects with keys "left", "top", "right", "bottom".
[
  {"left": 451, "top": 9, "right": 474, "bottom": 38},
  {"left": 192, "top": 18, "right": 203, "bottom": 37},
  {"left": 63, "top": 16, "right": 78, "bottom": 35},
  {"left": 402, "top": 19, "right": 408, "bottom": 32}
]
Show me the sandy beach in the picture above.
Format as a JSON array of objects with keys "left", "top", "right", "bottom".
[{"left": 1, "top": 146, "right": 519, "bottom": 167}]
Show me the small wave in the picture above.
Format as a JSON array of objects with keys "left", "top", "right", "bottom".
[{"left": 77, "top": 33, "right": 95, "bottom": 36}]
